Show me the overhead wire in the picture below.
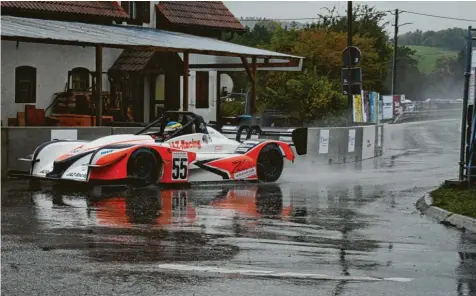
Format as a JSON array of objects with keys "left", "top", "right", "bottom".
[
  {"left": 237, "top": 9, "right": 476, "bottom": 24},
  {"left": 398, "top": 10, "right": 476, "bottom": 23}
]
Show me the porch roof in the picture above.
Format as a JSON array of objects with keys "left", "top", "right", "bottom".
[{"left": 1, "top": 15, "right": 303, "bottom": 71}]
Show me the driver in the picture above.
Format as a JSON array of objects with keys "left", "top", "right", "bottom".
[{"left": 163, "top": 121, "right": 182, "bottom": 138}]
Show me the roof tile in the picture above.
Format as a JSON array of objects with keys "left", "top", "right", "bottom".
[
  {"left": 1, "top": 1, "right": 129, "bottom": 20},
  {"left": 157, "top": 1, "right": 244, "bottom": 31},
  {"left": 109, "top": 49, "right": 155, "bottom": 72}
]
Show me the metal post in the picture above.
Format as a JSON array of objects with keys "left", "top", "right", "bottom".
[
  {"left": 251, "top": 57, "right": 257, "bottom": 115},
  {"left": 95, "top": 45, "right": 102, "bottom": 126},
  {"left": 183, "top": 52, "right": 189, "bottom": 111},
  {"left": 216, "top": 71, "right": 221, "bottom": 123},
  {"left": 347, "top": 1, "right": 353, "bottom": 125},
  {"left": 391, "top": 9, "right": 399, "bottom": 96},
  {"left": 459, "top": 26, "right": 473, "bottom": 181}
]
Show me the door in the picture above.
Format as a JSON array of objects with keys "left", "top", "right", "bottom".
[{"left": 149, "top": 73, "right": 166, "bottom": 121}]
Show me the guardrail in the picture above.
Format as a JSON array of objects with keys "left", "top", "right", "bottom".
[{"left": 392, "top": 109, "right": 460, "bottom": 124}]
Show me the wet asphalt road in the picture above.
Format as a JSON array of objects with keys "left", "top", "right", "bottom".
[{"left": 2, "top": 119, "right": 476, "bottom": 296}]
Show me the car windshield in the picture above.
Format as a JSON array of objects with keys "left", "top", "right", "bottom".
[{"left": 136, "top": 112, "right": 208, "bottom": 141}]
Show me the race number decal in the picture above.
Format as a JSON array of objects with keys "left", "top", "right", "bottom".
[{"left": 172, "top": 152, "right": 188, "bottom": 180}]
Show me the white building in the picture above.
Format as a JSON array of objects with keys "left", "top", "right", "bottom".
[{"left": 1, "top": 1, "right": 301, "bottom": 126}]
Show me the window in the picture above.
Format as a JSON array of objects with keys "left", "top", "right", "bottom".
[
  {"left": 70, "top": 67, "right": 90, "bottom": 91},
  {"left": 121, "top": 1, "right": 150, "bottom": 23},
  {"left": 15, "top": 66, "right": 36, "bottom": 103},
  {"left": 195, "top": 72, "right": 209, "bottom": 109}
]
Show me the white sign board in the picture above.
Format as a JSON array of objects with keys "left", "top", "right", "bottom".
[
  {"left": 348, "top": 129, "right": 356, "bottom": 152},
  {"left": 362, "top": 126, "right": 376, "bottom": 160},
  {"left": 382, "top": 95, "right": 394, "bottom": 120},
  {"left": 51, "top": 129, "right": 77, "bottom": 140},
  {"left": 319, "top": 129, "right": 329, "bottom": 154},
  {"left": 470, "top": 49, "right": 476, "bottom": 103}
]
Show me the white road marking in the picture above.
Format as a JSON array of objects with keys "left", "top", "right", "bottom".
[{"left": 157, "top": 264, "right": 413, "bottom": 282}]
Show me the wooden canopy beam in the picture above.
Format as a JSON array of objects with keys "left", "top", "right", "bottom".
[
  {"left": 95, "top": 45, "right": 103, "bottom": 126},
  {"left": 240, "top": 56, "right": 255, "bottom": 84},
  {"left": 183, "top": 51, "right": 189, "bottom": 111},
  {"left": 189, "top": 59, "right": 300, "bottom": 70},
  {"left": 251, "top": 57, "right": 257, "bottom": 115}
]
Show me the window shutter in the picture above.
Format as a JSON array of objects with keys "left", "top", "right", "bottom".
[{"left": 195, "top": 72, "right": 209, "bottom": 109}]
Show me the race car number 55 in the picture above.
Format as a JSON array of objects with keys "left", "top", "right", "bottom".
[{"left": 172, "top": 152, "right": 188, "bottom": 180}]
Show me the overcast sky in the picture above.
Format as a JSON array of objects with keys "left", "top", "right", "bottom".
[{"left": 224, "top": 1, "right": 476, "bottom": 34}]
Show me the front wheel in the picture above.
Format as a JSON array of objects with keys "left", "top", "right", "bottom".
[
  {"left": 257, "top": 144, "right": 284, "bottom": 182},
  {"left": 127, "top": 148, "right": 160, "bottom": 187}
]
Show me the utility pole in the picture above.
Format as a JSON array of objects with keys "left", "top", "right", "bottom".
[
  {"left": 347, "top": 1, "right": 353, "bottom": 125},
  {"left": 391, "top": 8, "right": 399, "bottom": 95}
]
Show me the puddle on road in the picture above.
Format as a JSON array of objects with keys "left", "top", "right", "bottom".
[{"left": 1, "top": 182, "right": 384, "bottom": 263}]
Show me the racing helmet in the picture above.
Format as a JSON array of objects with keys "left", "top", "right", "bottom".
[{"left": 164, "top": 121, "right": 182, "bottom": 137}]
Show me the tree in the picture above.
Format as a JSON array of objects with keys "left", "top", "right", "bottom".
[
  {"left": 293, "top": 28, "right": 387, "bottom": 92},
  {"left": 258, "top": 69, "right": 346, "bottom": 122}
]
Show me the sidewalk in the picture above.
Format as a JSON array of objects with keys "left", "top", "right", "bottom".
[{"left": 416, "top": 193, "right": 476, "bottom": 234}]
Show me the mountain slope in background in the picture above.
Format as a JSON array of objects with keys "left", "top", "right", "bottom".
[{"left": 408, "top": 45, "right": 459, "bottom": 73}]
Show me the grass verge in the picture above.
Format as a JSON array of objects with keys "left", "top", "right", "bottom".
[
  {"left": 408, "top": 45, "right": 458, "bottom": 73},
  {"left": 431, "top": 186, "right": 476, "bottom": 219}
]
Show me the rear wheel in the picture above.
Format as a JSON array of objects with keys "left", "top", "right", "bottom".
[
  {"left": 127, "top": 148, "right": 160, "bottom": 187},
  {"left": 257, "top": 144, "right": 284, "bottom": 182}
]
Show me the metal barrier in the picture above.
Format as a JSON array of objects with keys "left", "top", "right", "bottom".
[{"left": 392, "top": 109, "right": 460, "bottom": 124}]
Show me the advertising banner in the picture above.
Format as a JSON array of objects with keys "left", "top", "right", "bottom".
[
  {"left": 353, "top": 94, "right": 363, "bottom": 122},
  {"left": 319, "top": 129, "right": 329, "bottom": 154},
  {"left": 382, "top": 95, "right": 393, "bottom": 120},
  {"left": 354, "top": 91, "right": 380, "bottom": 123},
  {"left": 393, "top": 95, "right": 401, "bottom": 116}
]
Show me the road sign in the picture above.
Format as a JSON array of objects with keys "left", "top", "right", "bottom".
[
  {"left": 342, "top": 46, "right": 361, "bottom": 67},
  {"left": 341, "top": 67, "right": 362, "bottom": 84},
  {"left": 343, "top": 84, "right": 362, "bottom": 96}
]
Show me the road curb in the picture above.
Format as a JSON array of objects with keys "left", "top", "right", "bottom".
[{"left": 416, "top": 193, "right": 476, "bottom": 234}]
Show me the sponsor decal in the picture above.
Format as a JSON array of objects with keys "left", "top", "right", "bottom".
[
  {"left": 235, "top": 141, "right": 259, "bottom": 154},
  {"left": 215, "top": 145, "right": 223, "bottom": 152},
  {"left": 235, "top": 148, "right": 249, "bottom": 153},
  {"left": 70, "top": 149, "right": 82, "bottom": 155},
  {"left": 66, "top": 172, "right": 87, "bottom": 178},
  {"left": 169, "top": 139, "right": 201, "bottom": 150},
  {"left": 100, "top": 149, "right": 114, "bottom": 155},
  {"left": 279, "top": 136, "right": 292, "bottom": 142},
  {"left": 234, "top": 167, "right": 257, "bottom": 180},
  {"left": 39, "top": 164, "right": 53, "bottom": 174}
]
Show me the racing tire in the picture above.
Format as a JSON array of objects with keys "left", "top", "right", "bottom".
[
  {"left": 257, "top": 144, "right": 284, "bottom": 182},
  {"left": 127, "top": 148, "right": 161, "bottom": 187}
]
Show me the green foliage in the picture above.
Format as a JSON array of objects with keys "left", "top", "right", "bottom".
[
  {"left": 399, "top": 28, "right": 467, "bottom": 51},
  {"left": 226, "top": 4, "right": 466, "bottom": 123},
  {"left": 258, "top": 69, "right": 346, "bottom": 122},
  {"left": 221, "top": 100, "right": 245, "bottom": 117}
]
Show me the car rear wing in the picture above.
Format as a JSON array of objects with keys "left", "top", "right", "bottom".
[{"left": 216, "top": 124, "right": 308, "bottom": 156}]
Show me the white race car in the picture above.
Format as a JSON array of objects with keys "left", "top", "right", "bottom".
[{"left": 9, "top": 111, "right": 307, "bottom": 188}]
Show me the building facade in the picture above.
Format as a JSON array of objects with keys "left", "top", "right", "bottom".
[{"left": 1, "top": 1, "right": 243, "bottom": 125}]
